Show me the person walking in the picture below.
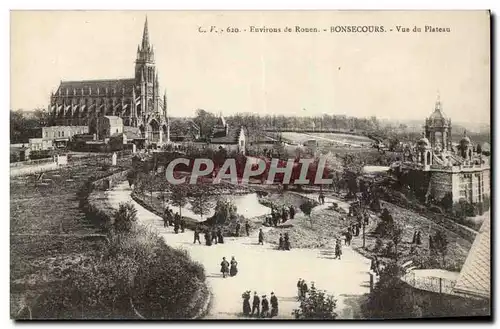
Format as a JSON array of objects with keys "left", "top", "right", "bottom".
[
  {"left": 217, "top": 227, "right": 224, "bottom": 244},
  {"left": 220, "top": 257, "right": 230, "bottom": 278},
  {"left": 235, "top": 222, "right": 241, "bottom": 237},
  {"left": 163, "top": 207, "right": 169, "bottom": 228},
  {"left": 284, "top": 232, "right": 291, "bottom": 250},
  {"left": 180, "top": 218, "right": 185, "bottom": 233},
  {"left": 258, "top": 229, "right": 264, "bottom": 245},
  {"left": 193, "top": 227, "right": 201, "bottom": 244},
  {"left": 205, "top": 230, "right": 212, "bottom": 246},
  {"left": 261, "top": 295, "right": 270, "bottom": 318},
  {"left": 242, "top": 291, "right": 251, "bottom": 316},
  {"left": 297, "top": 279, "right": 303, "bottom": 300},
  {"left": 278, "top": 234, "right": 284, "bottom": 250},
  {"left": 289, "top": 205, "right": 295, "bottom": 219},
  {"left": 251, "top": 292, "right": 260, "bottom": 317},
  {"left": 245, "top": 221, "right": 250, "bottom": 236},
  {"left": 230, "top": 256, "right": 238, "bottom": 277},
  {"left": 212, "top": 227, "right": 218, "bottom": 245},
  {"left": 174, "top": 213, "right": 180, "bottom": 234},
  {"left": 335, "top": 238, "right": 342, "bottom": 260},
  {"left": 270, "top": 292, "right": 279, "bottom": 318},
  {"left": 301, "top": 280, "right": 308, "bottom": 299}
]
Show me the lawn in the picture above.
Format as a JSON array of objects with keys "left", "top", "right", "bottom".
[
  {"left": 350, "top": 201, "right": 473, "bottom": 272},
  {"left": 264, "top": 207, "right": 348, "bottom": 249}
]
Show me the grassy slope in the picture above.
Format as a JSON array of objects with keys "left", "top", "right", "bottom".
[{"left": 10, "top": 163, "right": 125, "bottom": 318}]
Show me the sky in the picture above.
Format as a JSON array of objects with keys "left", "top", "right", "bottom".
[{"left": 10, "top": 10, "right": 490, "bottom": 123}]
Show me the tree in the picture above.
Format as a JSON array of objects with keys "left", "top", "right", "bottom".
[
  {"left": 114, "top": 202, "right": 138, "bottom": 233},
  {"left": 300, "top": 200, "right": 315, "bottom": 227},
  {"left": 210, "top": 198, "right": 237, "bottom": 225},
  {"left": 157, "top": 180, "right": 169, "bottom": 209},
  {"left": 193, "top": 109, "right": 218, "bottom": 139},
  {"left": 190, "top": 188, "right": 216, "bottom": 221},
  {"left": 432, "top": 230, "right": 448, "bottom": 263},
  {"left": 170, "top": 184, "right": 189, "bottom": 217},
  {"left": 292, "top": 284, "right": 337, "bottom": 319}
]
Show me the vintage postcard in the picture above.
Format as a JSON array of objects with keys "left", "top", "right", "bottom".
[{"left": 10, "top": 10, "right": 491, "bottom": 320}]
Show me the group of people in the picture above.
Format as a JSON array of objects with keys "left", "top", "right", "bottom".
[
  {"left": 220, "top": 256, "right": 238, "bottom": 278},
  {"left": 193, "top": 226, "right": 225, "bottom": 246},
  {"left": 162, "top": 206, "right": 185, "bottom": 234},
  {"left": 266, "top": 205, "right": 296, "bottom": 227},
  {"left": 296, "top": 279, "right": 314, "bottom": 300},
  {"left": 243, "top": 291, "right": 279, "bottom": 318},
  {"left": 277, "top": 233, "right": 291, "bottom": 250},
  {"left": 234, "top": 221, "right": 251, "bottom": 237}
]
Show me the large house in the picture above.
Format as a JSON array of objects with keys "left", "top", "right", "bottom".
[
  {"left": 398, "top": 95, "right": 490, "bottom": 211},
  {"left": 47, "top": 17, "right": 170, "bottom": 146}
]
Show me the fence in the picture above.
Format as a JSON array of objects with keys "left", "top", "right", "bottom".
[
  {"left": 401, "top": 271, "right": 457, "bottom": 295},
  {"left": 10, "top": 151, "right": 133, "bottom": 177}
]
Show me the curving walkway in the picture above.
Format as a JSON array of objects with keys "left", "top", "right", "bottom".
[{"left": 106, "top": 182, "right": 371, "bottom": 319}]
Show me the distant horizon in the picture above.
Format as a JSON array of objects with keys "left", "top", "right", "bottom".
[{"left": 11, "top": 11, "right": 490, "bottom": 124}]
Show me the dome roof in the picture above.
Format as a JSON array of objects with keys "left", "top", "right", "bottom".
[
  {"left": 429, "top": 109, "right": 447, "bottom": 121},
  {"left": 460, "top": 130, "right": 472, "bottom": 145},
  {"left": 460, "top": 135, "right": 471, "bottom": 145},
  {"left": 417, "top": 136, "right": 431, "bottom": 147}
]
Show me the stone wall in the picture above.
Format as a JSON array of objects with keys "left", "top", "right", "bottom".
[{"left": 429, "top": 171, "right": 453, "bottom": 203}]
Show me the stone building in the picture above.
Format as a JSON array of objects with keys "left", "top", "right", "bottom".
[
  {"left": 208, "top": 114, "right": 246, "bottom": 154},
  {"left": 400, "top": 96, "right": 490, "bottom": 211},
  {"left": 47, "top": 17, "right": 169, "bottom": 146}
]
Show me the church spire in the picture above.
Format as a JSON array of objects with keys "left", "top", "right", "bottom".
[{"left": 141, "top": 16, "right": 150, "bottom": 50}]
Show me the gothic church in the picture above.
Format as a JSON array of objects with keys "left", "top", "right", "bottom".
[{"left": 48, "top": 17, "right": 169, "bottom": 144}]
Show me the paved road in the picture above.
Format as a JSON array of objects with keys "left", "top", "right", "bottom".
[{"left": 107, "top": 182, "right": 371, "bottom": 319}]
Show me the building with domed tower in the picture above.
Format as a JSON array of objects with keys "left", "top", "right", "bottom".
[
  {"left": 399, "top": 95, "right": 490, "bottom": 214},
  {"left": 47, "top": 17, "right": 170, "bottom": 146}
]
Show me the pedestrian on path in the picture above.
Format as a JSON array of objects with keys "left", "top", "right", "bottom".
[
  {"left": 261, "top": 295, "right": 270, "bottom": 318},
  {"left": 217, "top": 227, "right": 224, "bottom": 244},
  {"left": 335, "top": 238, "right": 342, "bottom": 260},
  {"left": 212, "top": 227, "right": 218, "bottom": 245},
  {"left": 245, "top": 220, "right": 250, "bottom": 236},
  {"left": 278, "top": 234, "right": 284, "bottom": 250},
  {"left": 297, "top": 279, "right": 303, "bottom": 300},
  {"left": 242, "top": 291, "right": 251, "bottom": 316},
  {"left": 284, "top": 232, "right": 291, "bottom": 250},
  {"left": 258, "top": 229, "right": 264, "bottom": 245},
  {"left": 205, "top": 230, "right": 212, "bottom": 246},
  {"left": 289, "top": 205, "right": 295, "bottom": 219},
  {"left": 270, "top": 292, "right": 279, "bottom": 318},
  {"left": 180, "top": 218, "right": 185, "bottom": 233},
  {"left": 230, "top": 256, "right": 238, "bottom": 277},
  {"left": 235, "top": 222, "right": 241, "bottom": 237},
  {"left": 220, "top": 257, "right": 230, "bottom": 278},
  {"left": 193, "top": 227, "right": 201, "bottom": 244},
  {"left": 251, "top": 292, "right": 260, "bottom": 316},
  {"left": 301, "top": 280, "right": 308, "bottom": 299}
]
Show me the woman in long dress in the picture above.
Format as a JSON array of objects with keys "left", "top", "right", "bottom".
[
  {"left": 230, "top": 256, "right": 238, "bottom": 277},
  {"left": 220, "top": 257, "right": 230, "bottom": 278}
]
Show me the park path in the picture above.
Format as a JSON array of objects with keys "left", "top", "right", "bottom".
[{"left": 106, "top": 182, "right": 371, "bottom": 319}]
